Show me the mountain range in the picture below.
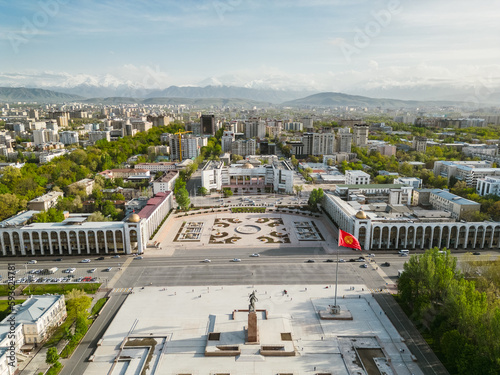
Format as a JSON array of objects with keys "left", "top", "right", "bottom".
[{"left": 0, "top": 86, "right": 496, "bottom": 109}]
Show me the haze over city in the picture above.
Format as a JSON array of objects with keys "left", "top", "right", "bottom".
[{"left": 2, "top": 0, "right": 500, "bottom": 101}]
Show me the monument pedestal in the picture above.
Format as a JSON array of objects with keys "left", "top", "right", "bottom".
[{"left": 247, "top": 311, "right": 259, "bottom": 343}]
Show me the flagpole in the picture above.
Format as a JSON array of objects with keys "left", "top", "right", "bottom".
[{"left": 334, "top": 235, "right": 339, "bottom": 311}]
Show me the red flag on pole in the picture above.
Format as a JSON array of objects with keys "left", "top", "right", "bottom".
[{"left": 338, "top": 229, "right": 362, "bottom": 250}]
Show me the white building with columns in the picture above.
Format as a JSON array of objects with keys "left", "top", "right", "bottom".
[
  {"left": 323, "top": 193, "right": 500, "bottom": 251},
  {"left": 0, "top": 192, "right": 173, "bottom": 257}
]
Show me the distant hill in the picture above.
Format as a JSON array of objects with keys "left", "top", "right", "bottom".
[
  {"left": 0, "top": 87, "right": 84, "bottom": 103},
  {"left": 281, "top": 92, "right": 473, "bottom": 108},
  {"left": 84, "top": 96, "right": 273, "bottom": 108}
]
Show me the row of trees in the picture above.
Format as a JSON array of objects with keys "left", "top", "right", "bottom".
[{"left": 398, "top": 248, "right": 500, "bottom": 374}]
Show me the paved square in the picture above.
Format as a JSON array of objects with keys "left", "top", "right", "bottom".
[{"left": 86, "top": 284, "right": 424, "bottom": 375}]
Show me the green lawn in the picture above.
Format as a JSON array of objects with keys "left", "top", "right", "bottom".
[
  {"left": 21, "top": 283, "right": 101, "bottom": 295},
  {"left": 91, "top": 298, "right": 108, "bottom": 316},
  {"left": 0, "top": 300, "right": 25, "bottom": 320}
]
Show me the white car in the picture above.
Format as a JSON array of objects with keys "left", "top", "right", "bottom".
[
  {"left": 88, "top": 268, "right": 97, "bottom": 273},
  {"left": 134, "top": 256, "right": 143, "bottom": 260},
  {"left": 104, "top": 267, "right": 112, "bottom": 272},
  {"left": 112, "top": 255, "right": 120, "bottom": 258},
  {"left": 80, "top": 259, "right": 91, "bottom": 263},
  {"left": 27, "top": 260, "right": 37, "bottom": 264},
  {"left": 68, "top": 268, "right": 76, "bottom": 273},
  {"left": 368, "top": 254, "right": 375, "bottom": 257},
  {"left": 361, "top": 263, "right": 368, "bottom": 268},
  {"left": 231, "top": 258, "right": 242, "bottom": 262},
  {"left": 202, "top": 259, "right": 211, "bottom": 263},
  {"left": 250, "top": 253, "right": 260, "bottom": 257}
]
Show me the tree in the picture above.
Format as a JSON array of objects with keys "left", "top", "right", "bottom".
[
  {"left": 293, "top": 185, "right": 303, "bottom": 196},
  {"left": 326, "top": 158, "right": 334, "bottom": 166},
  {"left": 46, "top": 347, "right": 59, "bottom": 365},
  {"left": 232, "top": 154, "right": 243, "bottom": 162},
  {"left": 0, "top": 193, "right": 26, "bottom": 221},
  {"left": 198, "top": 187, "right": 208, "bottom": 196},
  {"left": 308, "top": 188, "right": 324, "bottom": 211},
  {"left": 87, "top": 212, "right": 111, "bottom": 222},
  {"left": 33, "top": 208, "right": 65, "bottom": 223},
  {"left": 175, "top": 188, "right": 190, "bottom": 210},
  {"left": 291, "top": 155, "right": 299, "bottom": 167},
  {"left": 222, "top": 188, "right": 233, "bottom": 198}
]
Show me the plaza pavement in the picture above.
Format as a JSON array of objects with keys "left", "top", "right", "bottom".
[{"left": 85, "top": 283, "right": 424, "bottom": 375}]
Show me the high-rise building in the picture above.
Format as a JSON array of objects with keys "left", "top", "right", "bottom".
[
  {"left": 59, "top": 131, "right": 79, "bottom": 145},
  {"left": 245, "top": 118, "right": 266, "bottom": 139},
  {"left": 302, "top": 133, "right": 335, "bottom": 156},
  {"left": 337, "top": 127, "right": 353, "bottom": 153},
  {"left": 231, "top": 139, "right": 256, "bottom": 157},
  {"left": 169, "top": 134, "right": 206, "bottom": 160},
  {"left": 201, "top": 114, "right": 216, "bottom": 135},
  {"left": 353, "top": 124, "right": 369, "bottom": 147},
  {"left": 221, "top": 131, "right": 235, "bottom": 152},
  {"left": 302, "top": 117, "right": 314, "bottom": 132}
]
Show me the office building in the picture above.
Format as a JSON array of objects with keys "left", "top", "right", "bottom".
[
  {"left": 477, "top": 176, "right": 500, "bottom": 197},
  {"left": 345, "top": 170, "right": 370, "bottom": 185},
  {"left": 201, "top": 114, "right": 216, "bottom": 135}
]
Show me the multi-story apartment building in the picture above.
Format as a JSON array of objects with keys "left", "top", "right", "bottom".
[
  {"left": 477, "top": 176, "right": 500, "bottom": 196},
  {"left": 394, "top": 177, "right": 422, "bottom": 190},
  {"left": 27, "top": 191, "right": 64, "bottom": 211},
  {"left": 67, "top": 178, "right": 95, "bottom": 196},
  {"left": 353, "top": 124, "right": 369, "bottom": 147},
  {"left": 429, "top": 189, "right": 480, "bottom": 220},
  {"left": 33, "top": 129, "right": 58, "bottom": 145},
  {"left": 337, "top": 127, "right": 352, "bottom": 153},
  {"left": 221, "top": 130, "right": 235, "bottom": 152},
  {"left": 88, "top": 131, "right": 111, "bottom": 144},
  {"left": 231, "top": 139, "right": 256, "bottom": 157},
  {"left": 302, "top": 133, "right": 335, "bottom": 156},
  {"left": 169, "top": 134, "right": 206, "bottom": 160},
  {"left": 245, "top": 118, "right": 266, "bottom": 139},
  {"left": 283, "top": 121, "right": 303, "bottom": 132},
  {"left": 412, "top": 136, "right": 427, "bottom": 152},
  {"left": 152, "top": 171, "right": 179, "bottom": 195},
  {"left": 433, "top": 160, "right": 500, "bottom": 187},
  {"left": 59, "top": 131, "right": 79, "bottom": 145}
]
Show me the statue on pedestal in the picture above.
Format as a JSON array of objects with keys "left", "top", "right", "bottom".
[{"left": 249, "top": 291, "right": 258, "bottom": 312}]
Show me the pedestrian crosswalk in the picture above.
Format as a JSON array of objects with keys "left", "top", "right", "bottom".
[{"left": 112, "top": 287, "right": 132, "bottom": 294}]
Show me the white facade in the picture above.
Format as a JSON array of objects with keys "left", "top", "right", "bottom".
[
  {"left": 477, "top": 176, "right": 500, "bottom": 196},
  {"left": 221, "top": 130, "right": 235, "bottom": 152},
  {"left": 323, "top": 193, "right": 500, "bottom": 251},
  {"left": 394, "top": 177, "right": 422, "bottom": 190},
  {"left": 201, "top": 160, "right": 294, "bottom": 193},
  {"left": 134, "top": 162, "right": 177, "bottom": 172},
  {"left": 0, "top": 192, "right": 173, "bottom": 257},
  {"left": 169, "top": 135, "right": 205, "bottom": 160},
  {"left": 429, "top": 189, "right": 481, "bottom": 220},
  {"left": 152, "top": 171, "right": 179, "bottom": 195},
  {"left": 345, "top": 170, "right": 370, "bottom": 185},
  {"left": 59, "top": 131, "right": 79, "bottom": 145}
]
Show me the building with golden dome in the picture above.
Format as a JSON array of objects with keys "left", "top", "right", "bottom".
[{"left": 0, "top": 191, "right": 174, "bottom": 257}]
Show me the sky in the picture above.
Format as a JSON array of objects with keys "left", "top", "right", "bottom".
[{"left": 1, "top": 0, "right": 500, "bottom": 99}]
